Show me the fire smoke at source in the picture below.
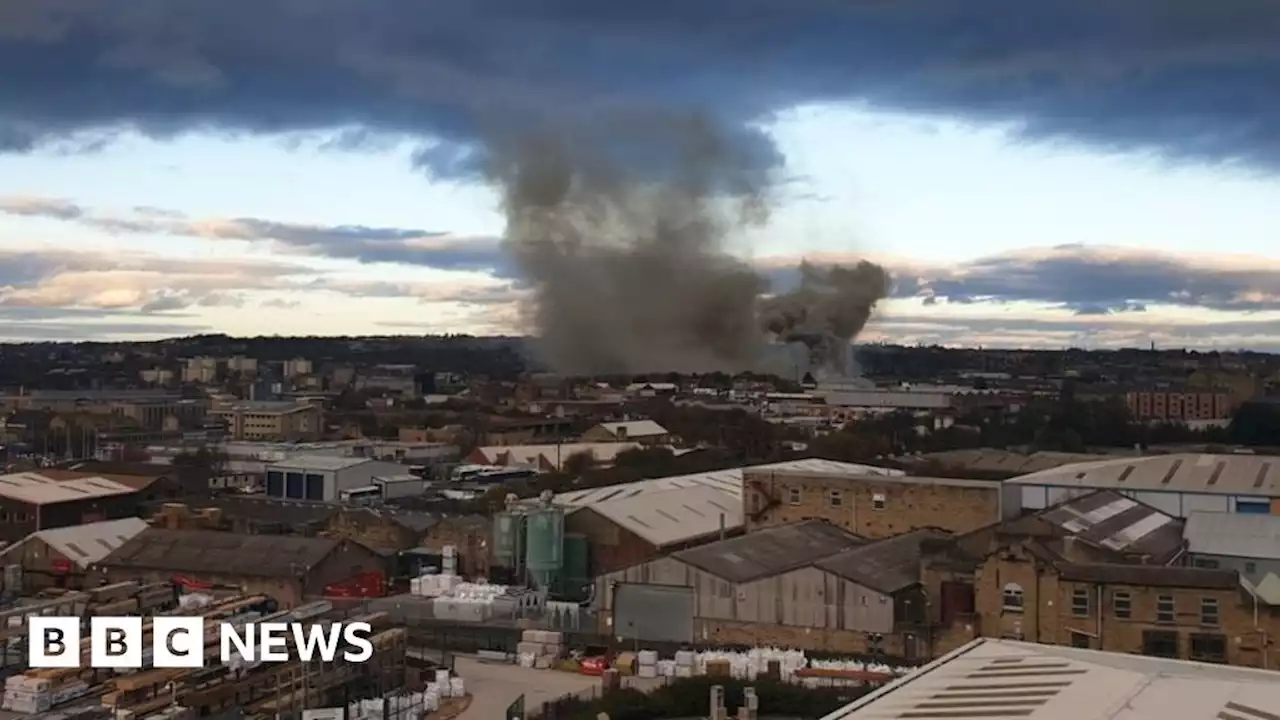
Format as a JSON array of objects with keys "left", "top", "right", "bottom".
[{"left": 484, "top": 111, "right": 891, "bottom": 376}]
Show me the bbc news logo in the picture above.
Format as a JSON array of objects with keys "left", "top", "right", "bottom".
[{"left": 28, "top": 617, "right": 374, "bottom": 669}]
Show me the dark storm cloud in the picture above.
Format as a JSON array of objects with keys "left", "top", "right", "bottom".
[
  {"left": 0, "top": 196, "right": 509, "bottom": 275},
  {"left": 1, "top": 0, "right": 1280, "bottom": 175}
]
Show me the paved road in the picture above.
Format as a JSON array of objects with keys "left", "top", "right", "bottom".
[{"left": 454, "top": 657, "right": 601, "bottom": 719}]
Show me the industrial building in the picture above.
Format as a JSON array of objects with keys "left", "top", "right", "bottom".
[
  {"left": 95, "top": 528, "right": 387, "bottom": 605},
  {"left": 593, "top": 520, "right": 946, "bottom": 658},
  {"left": 464, "top": 441, "right": 641, "bottom": 472},
  {"left": 580, "top": 420, "right": 671, "bottom": 444},
  {"left": 264, "top": 455, "right": 406, "bottom": 502},
  {"left": 0, "top": 517, "right": 149, "bottom": 591},
  {"left": 823, "top": 638, "right": 1280, "bottom": 720},
  {"left": 207, "top": 399, "right": 323, "bottom": 441},
  {"left": 0, "top": 471, "right": 147, "bottom": 543},
  {"left": 1004, "top": 453, "right": 1280, "bottom": 518},
  {"left": 1183, "top": 511, "right": 1280, "bottom": 599},
  {"left": 743, "top": 461, "right": 1002, "bottom": 538}
]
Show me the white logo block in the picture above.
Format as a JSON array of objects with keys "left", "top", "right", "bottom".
[
  {"left": 90, "top": 616, "right": 143, "bottom": 669},
  {"left": 152, "top": 616, "right": 206, "bottom": 668},
  {"left": 28, "top": 617, "right": 80, "bottom": 668}
]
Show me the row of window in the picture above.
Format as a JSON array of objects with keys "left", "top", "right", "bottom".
[
  {"left": 1003, "top": 584, "right": 1220, "bottom": 626},
  {"left": 1195, "top": 557, "right": 1259, "bottom": 575},
  {"left": 787, "top": 487, "right": 887, "bottom": 510}
]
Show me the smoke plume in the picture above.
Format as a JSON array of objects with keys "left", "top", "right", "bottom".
[{"left": 485, "top": 112, "right": 889, "bottom": 376}]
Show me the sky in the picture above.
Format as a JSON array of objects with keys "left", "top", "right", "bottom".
[{"left": 3, "top": 0, "right": 1280, "bottom": 352}]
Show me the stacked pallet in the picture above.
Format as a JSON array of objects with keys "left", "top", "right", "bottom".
[{"left": 516, "top": 629, "right": 563, "bottom": 669}]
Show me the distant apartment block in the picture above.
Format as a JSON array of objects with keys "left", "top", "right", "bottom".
[
  {"left": 282, "top": 358, "right": 313, "bottom": 378},
  {"left": 138, "top": 368, "right": 176, "bottom": 386},
  {"left": 182, "top": 356, "right": 219, "bottom": 384},
  {"left": 1125, "top": 389, "right": 1231, "bottom": 421},
  {"left": 209, "top": 400, "right": 323, "bottom": 442}
]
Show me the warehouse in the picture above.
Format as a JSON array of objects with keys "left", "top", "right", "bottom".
[
  {"left": 95, "top": 528, "right": 386, "bottom": 606},
  {"left": 0, "top": 471, "right": 146, "bottom": 543},
  {"left": 543, "top": 458, "right": 897, "bottom": 575},
  {"left": 594, "top": 520, "right": 945, "bottom": 657},
  {"left": 1004, "top": 452, "right": 1280, "bottom": 519},
  {"left": 0, "top": 517, "right": 149, "bottom": 591},
  {"left": 264, "top": 455, "right": 406, "bottom": 503},
  {"left": 743, "top": 461, "right": 1000, "bottom": 538}
]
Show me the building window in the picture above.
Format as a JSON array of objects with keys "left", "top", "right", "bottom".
[
  {"left": 1071, "top": 588, "right": 1090, "bottom": 617},
  {"left": 1193, "top": 558, "right": 1220, "bottom": 569},
  {"left": 1200, "top": 598, "right": 1220, "bottom": 626},
  {"left": 1189, "top": 633, "right": 1227, "bottom": 663},
  {"left": 1142, "top": 630, "right": 1179, "bottom": 658},
  {"left": 828, "top": 490, "right": 843, "bottom": 507},
  {"left": 1113, "top": 591, "right": 1132, "bottom": 619},
  {"left": 1002, "top": 583, "right": 1024, "bottom": 612},
  {"left": 1245, "top": 561, "right": 1257, "bottom": 574},
  {"left": 1156, "top": 595, "right": 1175, "bottom": 623},
  {"left": 1070, "top": 632, "right": 1091, "bottom": 649},
  {"left": 788, "top": 488, "right": 802, "bottom": 506},
  {"left": 872, "top": 493, "right": 886, "bottom": 510}
]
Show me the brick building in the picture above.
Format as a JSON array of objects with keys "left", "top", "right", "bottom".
[
  {"left": 919, "top": 489, "right": 1280, "bottom": 669},
  {"left": 743, "top": 464, "right": 1002, "bottom": 538},
  {"left": 323, "top": 508, "right": 492, "bottom": 579},
  {"left": 0, "top": 517, "right": 149, "bottom": 591},
  {"left": 1124, "top": 389, "right": 1232, "bottom": 422}
]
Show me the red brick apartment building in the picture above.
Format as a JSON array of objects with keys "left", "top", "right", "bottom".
[{"left": 1125, "top": 389, "right": 1231, "bottom": 422}]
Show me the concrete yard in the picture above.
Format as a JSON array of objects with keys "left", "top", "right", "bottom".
[{"left": 454, "top": 656, "right": 603, "bottom": 719}]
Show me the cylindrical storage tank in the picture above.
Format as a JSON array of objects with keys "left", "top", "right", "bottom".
[
  {"left": 524, "top": 507, "right": 564, "bottom": 588},
  {"left": 562, "top": 533, "right": 590, "bottom": 594},
  {"left": 492, "top": 512, "right": 525, "bottom": 566}
]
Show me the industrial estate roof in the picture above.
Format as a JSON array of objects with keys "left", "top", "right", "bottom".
[
  {"left": 1037, "top": 490, "right": 1183, "bottom": 560},
  {"left": 552, "top": 459, "right": 905, "bottom": 547},
  {"left": 822, "top": 638, "right": 1280, "bottom": 720},
  {"left": 264, "top": 455, "right": 378, "bottom": 472},
  {"left": 902, "top": 448, "right": 1116, "bottom": 474},
  {"left": 673, "top": 520, "right": 864, "bottom": 583},
  {"left": 1185, "top": 511, "right": 1280, "bottom": 560},
  {"left": 816, "top": 529, "right": 950, "bottom": 594},
  {"left": 472, "top": 442, "right": 640, "bottom": 471},
  {"left": 100, "top": 529, "right": 342, "bottom": 578},
  {"left": 1008, "top": 453, "right": 1280, "bottom": 497},
  {"left": 594, "top": 420, "right": 669, "bottom": 438},
  {"left": 0, "top": 472, "right": 137, "bottom": 505},
  {"left": 31, "top": 518, "right": 149, "bottom": 568}
]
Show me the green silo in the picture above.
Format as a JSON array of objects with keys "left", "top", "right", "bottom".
[
  {"left": 524, "top": 506, "right": 565, "bottom": 589},
  {"left": 492, "top": 512, "right": 526, "bottom": 567},
  {"left": 561, "top": 533, "right": 590, "bottom": 598}
]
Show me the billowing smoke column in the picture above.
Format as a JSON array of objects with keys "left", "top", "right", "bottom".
[
  {"left": 759, "top": 261, "right": 892, "bottom": 376},
  {"left": 485, "top": 112, "right": 889, "bottom": 376}
]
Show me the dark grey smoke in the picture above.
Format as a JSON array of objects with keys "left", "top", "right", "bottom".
[
  {"left": 760, "top": 262, "right": 892, "bottom": 376},
  {"left": 484, "top": 113, "right": 889, "bottom": 375}
]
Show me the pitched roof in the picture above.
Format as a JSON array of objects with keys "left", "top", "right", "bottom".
[
  {"left": 825, "top": 638, "right": 1280, "bottom": 720},
  {"left": 1036, "top": 490, "right": 1184, "bottom": 561},
  {"left": 0, "top": 472, "right": 137, "bottom": 505},
  {"left": 816, "top": 529, "right": 950, "bottom": 594},
  {"left": 596, "top": 420, "right": 669, "bottom": 437},
  {"left": 100, "top": 528, "right": 342, "bottom": 578},
  {"left": 33, "top": 518, "right": 150, "bottom": 568},
  {"left": 1008, "top": 453, "right": 1280, "bottom": 497},
  {"left": 673, "top": 520, "right": 864, "bottom": 583}
]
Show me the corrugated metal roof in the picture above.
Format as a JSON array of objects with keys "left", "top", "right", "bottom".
[
  {"left": 823, "top": 638, "right": 1280, "bottom": 720},
  {"left": 0, "top": 472, "right": 136, "bottom": 505},
  {"left": 550, "top": 459, "right": 902, "bottom": 547},
  {"left": 265, "top": 455, "right": 375, "bottom": 471},
  {"left": 1009, "top": 453, "right": 1280, "bottom": 497},
  {"left": 816, "top": 529, "right": 949, "bottom": 594},
  {"left": 1185, "top": 511, "right": 1280, "bottom": 560},
  {"left": 34, "top": 518, "right": 149, "bottom": 568},
  {"left": 101, "top": 528, "right": 341, "bottom": 578},
  {"left": 474, "top": 442, "right": 640, "bottom": 471},
  {"left": 673, "top": 520, "right": 863, "bottom": 583},
  {"left": 1038, "top": 490, "right": 1183, "bottom": 560}
]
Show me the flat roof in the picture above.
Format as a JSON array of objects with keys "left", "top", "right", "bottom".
[
  {"left": 1008, "top": 453, "right": 1280, "bottom": 497},
  {"left": 265, "top": 455, "right": 374, "bottom": 472},
  {"left": 0, "top": 472, "right": 137, "bottom": 505},
  {"left": 823, "top": 638, "right": 1280, "bottom": 720},
  {"left": 1185, "top": 511, "right": 1280, "bottom": 560}
]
